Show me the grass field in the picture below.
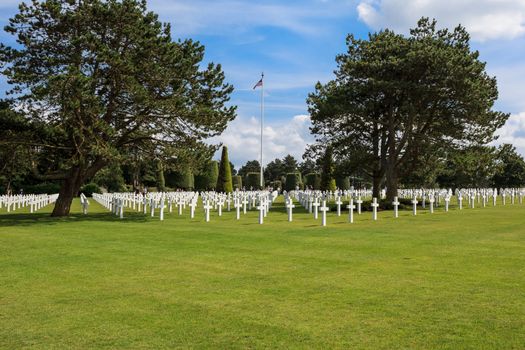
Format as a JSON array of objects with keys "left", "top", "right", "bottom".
[{"left": 1, "top": 196, "right": 524, "bottom": 349}]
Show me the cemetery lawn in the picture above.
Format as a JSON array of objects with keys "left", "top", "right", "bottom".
[{"left": 1, "top": 198, "right": 524, "bottom": 349}]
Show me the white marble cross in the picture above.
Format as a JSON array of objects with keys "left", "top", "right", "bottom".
[
  {"left": 371, "top": 197, "right": 379, "bottom": 221},
  {"left": 312, "top": 198, "right": 320, "bottom": 220},
  {"left": 234, "top": 198, "right": 241, "bottom": 220},
  {"left": 347, "top": 199, "right": 355, "bottom": 223},
  {"left": 335, "top": 196, "right": 343, "bottom": 217},
  {"left": 444, "top": 196, "right": 450, "bottom": 212},
  {"left": 189, "top": 200, "right": 197, "bottom": 219},
  {"left": 429, "top": 194, "right": 434, "bottom": 214},
  {"left": 392, "top": 196, "right": 400, "bottom": 218},
  {"left": 412, "top": 197, "right": 418, "bottom": 216},
  {"left": 203, "top": 200, "right": 212, "bottom": 222},
  {"left": 257, "top": 201, "right": 265, "bottom": 224},
  {"left": 458, "top": 195, "right": 463, "bottom": 210},
  {"left": 320, "top": 200, "right": 329, "bottom": 226},
  {"left": 356, "top": 196, "right": 363, "bottom": 215},
  {"left": 159, "top": 197, "right": 165, "bottom": 221},
  {"left": 286, "top": 198, "right": 295, "bottom": 222}
]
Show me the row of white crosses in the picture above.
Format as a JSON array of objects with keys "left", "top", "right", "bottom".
[
  {"left": 0, "top": 193, "right": 59, "bottom": 213},
  {"left": 289, "top": 187, "right": 525, "bottom": 226},
  {"left": 92, "top": 190, "right": 280, "bottom": 222}
]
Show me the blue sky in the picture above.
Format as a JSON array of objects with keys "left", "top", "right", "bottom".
[{"left": 1, "top": 0, "right": 525, "bottom": 167}]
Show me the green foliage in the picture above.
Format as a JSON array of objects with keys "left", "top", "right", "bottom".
[
  {"left": 321, "top": 146, "right": 336, "bottom": 191},
  {"left": 284, "top": 173, "right": 302, "bottom": 191},
  {"left": 22, "top": 182, "right": 61, "bottom": 195},
  {"left": 0, "top": 0, "right": 236, "bottom": 215},
  {"left": 216, "top": 146, "right": 233, "bottom": 193},
  {"left": 93, "top": 164, "right": 126, "bottom": 192},
  {"left": 336, "top": 176, "right": 351, "bottom": 190},
  {"left": 232, "top": 175, "right": 242, "bottom": 190},
  {"left": 305, "top": 173, "right": 321, "bottom": 190},
  {"left": 80, "top": 183, "right": 101, "bottom": 197},
  {"left": 308, "top": 18, "right": 508, "bottom": 200},
  {"left": 195, "top": 161, "right": 218, "bottom": 191},
  {"left": 270, "top": 180, "right": 282, "bottom": 190},
  {"left": 238, "top": 160, "right": 261, "bottom": 178},
  {"left": 166, "top": 169, "right": 194, "bottom": 190},
  {"left": 492, "top": 144, "right": 525, "bottom": 188},
  {"left": 436, "top": 145, "right": 498, "bottom": 188},
  {"left": 245, "top": 172, "right": 261, "bottom": 189}
]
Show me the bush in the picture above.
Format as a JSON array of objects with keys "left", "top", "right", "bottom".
[
  {"left": 284, "top": 172, "right": 302, "bottom": 191},
  {"left": 305, "top": 173, "right": 321, "bottom": 190},
  {"left": 270, "top": 180, "right": 282, "bottom": 190},
  {"left": 336, "top": 176, "right": 350, "bottom": 190},
  {"left": 245, "top": 172, "right": 261, "bottom": 189},
  {"left": 80, "top": 183, "right": 101, "bottom": 197},
  {"left": 232, "top": 175, "right": 242, "bottom": 190},
  {"left": 22, "top": 182, "right": 61, "bottom": 194}
]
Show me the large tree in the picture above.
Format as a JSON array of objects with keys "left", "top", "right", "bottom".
[
  {"left": 307, "top": 18, "right": 508, "bottom": 200},
  {"left": 0, "top": 0, "right": 235, "bottom": 216}
]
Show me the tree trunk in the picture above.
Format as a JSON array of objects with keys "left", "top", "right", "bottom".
[
  {"left": 385, "top": 164, "right": 398, "bottom": 202},
  {"left": 51, "top": 167, "right": 84, "bottom": 217},
  {"left": 372, "top": 170, "right": 381, "bottom": 199}
]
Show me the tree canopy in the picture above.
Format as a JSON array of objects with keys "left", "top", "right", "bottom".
[
  {"left": 307, "top": 18, "right": 508, "bottom": 200},
  {"left": 0, "top": 0, "right": 235, "bottom": 215}
]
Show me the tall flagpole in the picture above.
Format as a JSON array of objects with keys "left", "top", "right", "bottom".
[{"left": 260, "top": 72, "right": 264, "bottom": 188}]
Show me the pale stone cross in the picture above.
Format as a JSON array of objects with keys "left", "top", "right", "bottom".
[
  {"left": 242, "top": 196, "right": 248, "bottom": 214},
  {"left": 356, "top": 196, "right": 363, "bottom": 215},
  {"left": 392, "top": 196, "right": 400, "bottom": 218},
  {"left": 320, "top": 200, "right": 329, "bottom": 227},
  {"left": 203, "top": 200, "right": 212, "bottom": 222},
  {"left": 444, "top": 196, "right": 450, "bottom": 212},
  {"left": 458, "top": 195, "right": 463, "bottom": 210},
  {"left": 335, "top": 196, "right": 343, "bottom": 217},
  {"left": 312, "top": 198, "right": 320, "bottom": 220},
  {"left": 256, "top": 200, "right": 265, "bottom": 224},
  {"left": 347, "top": 199, "right": 355, "bottom": 223},
  {"left": 371, "top": 197, "right": 379, "bottom": 221},
  {"left": 189, "top": 200, "right": 197, "bottom": 219},
  {"left": 429, "top": 194, "right": 434, "bottom": 214},
  {"left": 412, "top": 197, "right": 418, "bottom": 216},
  {"left": 159, "top": 197, "right": 165, "bottom": 221},
  {"left": 286, "top": 198, "right": 295, "bottom": 222},
  {"left": 234, "top": 198, "right": 241, "bottom": 220}
]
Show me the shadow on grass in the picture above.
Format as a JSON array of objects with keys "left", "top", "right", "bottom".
[{"left": 0, "top": 211, "right": 149, "bottom": 228}]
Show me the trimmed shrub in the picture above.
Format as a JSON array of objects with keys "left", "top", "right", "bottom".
[
  {"left": 245, "top": 172, "right": 261, "bottom": 189},
  {"left": 336, "top": 176, "right": 351, "bottom": 190},
  {"left": 284, "top": 172, "right": 302, "bottom": 191},
  {"left": 232, "top": 175, "right": 242, "bottom": 190},
  {"left": 195, "top": 161, "right": 219, "bottom": 190},
  {"left": 305, "top": 173, "right": 321, "bottom": 190},
  {"left": 270, "top": 180, "right": 282, "bottom": 190},
  {"left": 216, "top": 146, "right": 233, "bottom": 193}
]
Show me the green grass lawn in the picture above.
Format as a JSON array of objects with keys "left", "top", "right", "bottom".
[{"left": 1, "top": 196, "right": 524, "bottom": 349}]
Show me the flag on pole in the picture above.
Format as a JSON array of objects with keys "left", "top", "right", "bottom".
[{"left": 253, "top": 78, "right": 263, "bottom": 89}]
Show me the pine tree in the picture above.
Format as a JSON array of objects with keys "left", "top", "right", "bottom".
[{"left": 216, "top": 146, "right": 233, "bottom": 193}]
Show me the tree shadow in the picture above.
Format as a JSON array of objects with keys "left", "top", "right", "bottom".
[{"left": 0, "top": 211, "right": 149, "bottom": 228}]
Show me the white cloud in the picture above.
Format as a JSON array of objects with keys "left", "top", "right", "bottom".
[
  {"left": 148, "top": 0, "right": 354, "bottom": 37},
  {"left": 210, "top": 114, "right": 314, "bottom": 167},
  {"left": 356, "top": 0, "right": 525, "bottom": 41},
  {"left": 494, "top": 112, "right": 525, "bottom": 156}
]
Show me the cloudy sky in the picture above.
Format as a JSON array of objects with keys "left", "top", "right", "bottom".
[{"left": 1, "top": 0, "right": 524, "bottom": 167}]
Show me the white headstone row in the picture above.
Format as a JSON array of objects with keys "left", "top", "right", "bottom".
[{"left": 0, "top": 193, "right": 59, "bottom": 213}]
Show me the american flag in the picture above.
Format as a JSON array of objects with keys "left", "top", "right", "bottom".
[{"left": 253, "top": 78, "right": 263, "bottom": 89}]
